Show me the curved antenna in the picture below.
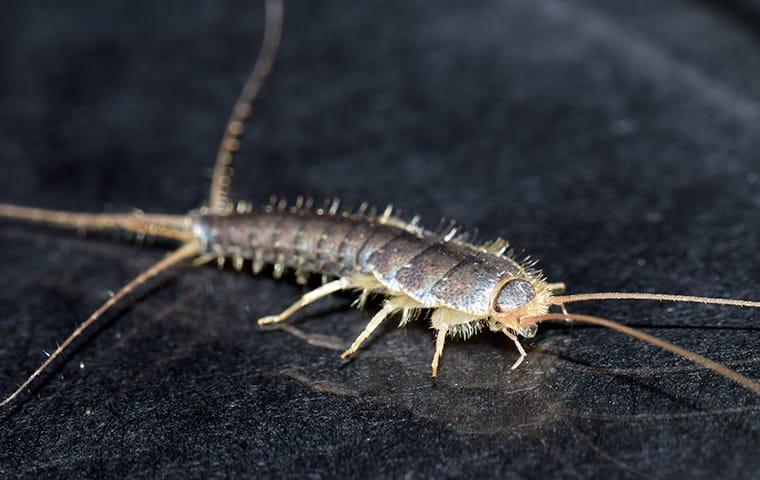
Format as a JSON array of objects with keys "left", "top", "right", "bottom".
[
  {"left": 0, "top": 240, "right": 202, "bottom": 408},
  {"left": 208, "top": 0, "right": 284, "bottom": 213},
  {"left": 550, "top": 292, "right": 760, "bottom": 309},
  {"left": 520, "top": 312, "right": 760, "bottom": 394}
]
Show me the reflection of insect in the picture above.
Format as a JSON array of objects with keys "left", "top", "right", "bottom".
[{"left": 1, "top": 0, "right": 759, "bottom": 409}]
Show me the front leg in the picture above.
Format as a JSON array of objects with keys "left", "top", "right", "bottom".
[
  {"left": 428, "top": 308, "right": 479, "bottom": 377},
  {"left": 503, "top": 329, "right": 527, "bottom": 370}
]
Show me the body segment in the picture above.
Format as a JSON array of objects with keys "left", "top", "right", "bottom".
[
  {"left": 195, "top": 206, "right": 540, "bottom": 317},
  {"left": 195, "top": 202, "right": 551, "bottom": 375}
]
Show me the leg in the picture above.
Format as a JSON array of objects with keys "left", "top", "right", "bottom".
[
  {"left": 431, "top": 324, "right": 449, "bottom": 377},
  {"left": 547, "top": 280, "right": 570, "bottom": 317},
  {"left": 503, "top": 330, "right": 527, "bottom": 370},
  {"left": 340, "top": 302, "right": 396, "bottom": 359},
  {"left": 546, "top": 282, "right": 566, "bottom": 294},
  {"left": 258, "top": 278, "right": 350, "bottom": 326}
]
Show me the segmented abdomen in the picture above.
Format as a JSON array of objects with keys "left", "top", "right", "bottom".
[{"left": 195, "top": 208, "right": 525, "bottom": 316}]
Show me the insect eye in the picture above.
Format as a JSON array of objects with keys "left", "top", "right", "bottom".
[{"left": 494, "top": 279, "right": 535, "bottom": 313}]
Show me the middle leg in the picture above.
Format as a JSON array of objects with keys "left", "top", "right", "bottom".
[
  {"left": 430, "top": 324, "right": 449, "bottom": 378},
  {"left": 341, "top": 301, "right": 397, "bottom": 359}
]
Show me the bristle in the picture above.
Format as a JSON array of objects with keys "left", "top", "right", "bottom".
[
  {"left": 448, "top": 319, "right": 485, "bottom": 340},
  {"left": 236, "top": 201, "right": 252, "bottom": 214},
  {"left": 483, "top": 238, "right": 510, "bottom": 256},
  {"left": 380, "top": 204, "right": 394, "bottom": 223},
  {"left": 399, "top": 307, "right": 422, "bottom": 327},
  {"left": 329, "top": 198, "right": 341, "bottom": 216},
  {"left": 273, "top": 254, "right": 286, "bottom": 279},
  {"left": 436, "top": 218, "right": 457, "bottom": 235},
  {"left": 443, "top": 227, "right": 458, "bottom": 242},
  {"left": 454, "top": 228, "right": 477, "bottom": 244},
  {"left": 295, "top": 270, "right": 309, "bottom": 285},
  {"left": 252, "top": 259, "right": 264, "bottom": 274},
  {"left": 353, "top": 289, "right": 371, "bottom": 309},
  {"left": 252, "top": 251, "right": 264, "bottom": 274}
]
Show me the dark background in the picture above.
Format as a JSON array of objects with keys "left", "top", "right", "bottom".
[{"left": 1, "top": 0, "right": 760, "bottom": 478}]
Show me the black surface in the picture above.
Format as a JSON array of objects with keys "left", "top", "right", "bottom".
[{"left": 1, "top": 1, "right": 760, "bottom": 478}]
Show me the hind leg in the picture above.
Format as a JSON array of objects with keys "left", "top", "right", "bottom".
[{"left": 258, "top": 278, "right": 350, "bottom": 326}]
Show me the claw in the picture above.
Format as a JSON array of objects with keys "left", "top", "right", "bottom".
[
  {"left": 257, "top": 315, "right": 281, "bottom": 326},
  {"left": 510, "top": 353, "right": 526, "bottom": 370}
]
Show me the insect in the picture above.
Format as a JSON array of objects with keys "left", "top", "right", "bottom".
[{"left": 1, "top": 0, "right": 759, "bottom": 410}]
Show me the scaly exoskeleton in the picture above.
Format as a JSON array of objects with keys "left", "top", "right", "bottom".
[{"left": 1, "top": 0, "right": 759, "bottom": 410}]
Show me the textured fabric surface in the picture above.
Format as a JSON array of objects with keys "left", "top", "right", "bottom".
[{"left": 1, "top": 1, "right": 759, "bottom": 478}]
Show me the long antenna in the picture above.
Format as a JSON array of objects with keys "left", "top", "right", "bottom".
[
  {"left": 521, "top": 312, "right": 760, "bottom": 394},
  {"left": 0, "top": 240, "right": 202, "bottom": 408},
  {"left": 208, "top": 0, "right": 284, "bottom": 213},
  {"left": 551, "top": 292, "right": 760, "bottom": 309}
]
